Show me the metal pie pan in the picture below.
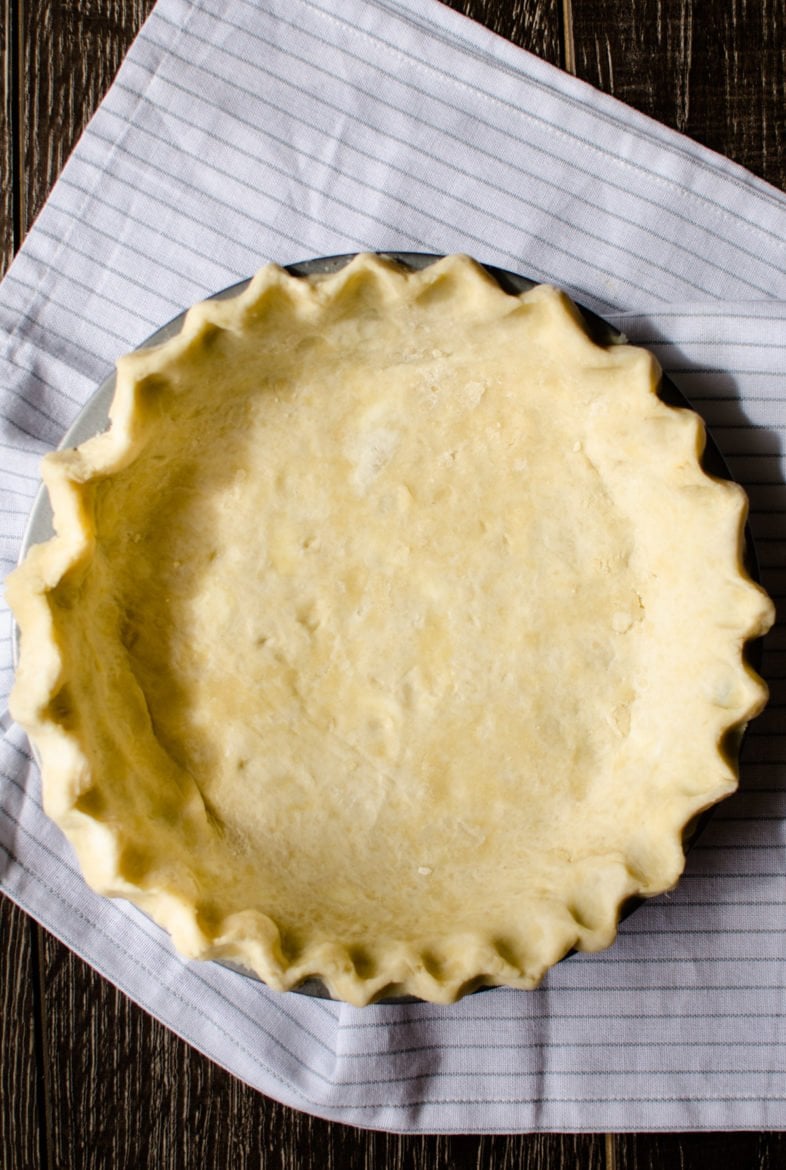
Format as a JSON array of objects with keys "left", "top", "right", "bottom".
[{"left": 14, "top": 253, "right": 763, "bottom": 1003}]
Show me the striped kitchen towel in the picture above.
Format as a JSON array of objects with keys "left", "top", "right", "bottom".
[{"left": 1, "top": 0, "right": 785, "bottom": 1134}]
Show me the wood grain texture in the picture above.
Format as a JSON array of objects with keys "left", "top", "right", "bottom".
[
  {"left": 1, "top": 0, "right": 19, "bottom": 271},
  {"left": 616, "top": 1132, "right": 786, "bottom": 1170},
  {"left": 571, "top": 0, "right": 786, "bottom": 193},
  {"left": 0, "top": 899, "right": 42, "bottom": 1170},
  {"left": 440, "top": 0, "right": 564, "bottom": 66},
  {"left": 20, "top": 0, "right": 156, "bottom": 232},
  {"left": 40, "top": 941, "right": 606, "bottom": 1170}
]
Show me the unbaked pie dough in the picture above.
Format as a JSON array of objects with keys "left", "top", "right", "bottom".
[{"left": 7, "top": 254, "right": 774, "bottom": 1004}]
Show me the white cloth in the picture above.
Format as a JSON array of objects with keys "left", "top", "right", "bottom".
[{"left": 1, "top": 0, "right": 785, "bottom": 1134}]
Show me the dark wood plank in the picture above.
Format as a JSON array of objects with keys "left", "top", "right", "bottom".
[
  {"left": 2, "top": 5, "right": 41, "bottom": 1169},
  {"left": 0, "top": 899, "right": 42, "bottom": 1170},
  {"left": 570, "top": 0, "right": 786, "bottom": 193},
  {"left": 615, "top": 1132, "right": 786, "bottom": 1170},
  {"left": 1, "top": 0, "right": 19, "bottom": 270},
  {"left": 20, "top": 0, "right": 156, "bottom": 232},
  {"left": 41, "top": 936, "right": 236, "bottom": 1170},
  {"left": 37, "top": 933, "right": 609, "bottom": 1170},
  {"left": 440, "top": 0, "right": 565, "bottom": 66}
]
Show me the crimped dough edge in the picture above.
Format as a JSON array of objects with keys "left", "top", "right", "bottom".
[{"left": 6, "top": 253, "right": 775, "bottom": 1006}]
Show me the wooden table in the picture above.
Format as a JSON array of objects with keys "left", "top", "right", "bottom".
[{"left": 2, "top": 2, "right": 784, "bottom": 1166}]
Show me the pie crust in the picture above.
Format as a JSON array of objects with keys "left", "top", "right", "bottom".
[{"left": 7, "top": 254, "right": 774, "bottom": 1005}]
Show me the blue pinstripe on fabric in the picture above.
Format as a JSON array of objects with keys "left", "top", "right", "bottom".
[{"left": 145, "top": 4, "right": 780, "bottom": 301}]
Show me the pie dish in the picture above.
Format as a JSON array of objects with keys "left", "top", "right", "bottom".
[{"left": 7, "top": 253, "right": 774, "bottom": 1005}]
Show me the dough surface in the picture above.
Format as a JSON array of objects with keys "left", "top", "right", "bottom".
[{"left": 7, "top": 254, "right": 774, "bottom": 1004}]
